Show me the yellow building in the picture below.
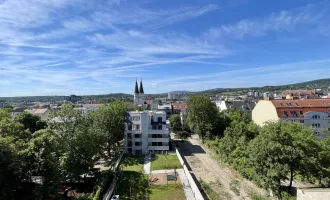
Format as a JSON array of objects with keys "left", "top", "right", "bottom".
[{"left": 252, "top": 99, "right": 330, "bottom": 137}]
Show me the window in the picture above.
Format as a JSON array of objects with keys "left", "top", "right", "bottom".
[
  {"left": 131, "top": 116, "right": 140, "bottom": 121},
  {"left": 300, "top": 111, "right": 304, "bottom": 116},
  {"left": 135, "top": 124, "right": 140, "bottom": 130},
  {"left": 158, "top": 125, "right": 162, "bottom": 130},
  {"left": 283, "top": 111, "right": 288, "bottom": 118},
  {"left": 280, "top": 103, "right": 283, "bottom": 106},
  {"left": 312, "top": 115, "right": 320, "bottom": 119},
  {"left": 127, "top": 141, "right": 132, "bottom": 147},
  {"left": 328, "top": 128, "right": 330, "bottom": 131},
  {"left": 290, "top": 111, "right": 297, "bottom": 117},
  {"left": 300, "top": 120, "right": 304, "bottom": 123},
  {"left": 134, "top": 134, "right": 141, "bottom": 138},
  {"left": 312, "top": 123, "right": 321, "bottom": 128},
  {"left": 135, "top": 142, "right": 141, "bottom": 146},
  {"left": 286, "top": 103, "right": 290, "bottom": 106},
  {"left": 158, "top": 117, "right": 162, "bottom": 122},
  {"left": 127, "top": 133, "right": 132, "bottom": 139},
  {"left": 295, "top": 103, "right": 299, "bottom": 106},
  {"left": 128, "top": 124, "right": 132, "bottom": 130}
]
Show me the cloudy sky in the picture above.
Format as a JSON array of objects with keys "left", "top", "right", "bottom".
[{"left": 0, "top": 0, "right": 330, "bottom": 96}]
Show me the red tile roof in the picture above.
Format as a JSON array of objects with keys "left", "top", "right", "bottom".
[
  {"left": 171, "top": 102, "right": 188, "bottom": 110},
  {"left": 281, "top": 89, "right": 316, "bottom": 96},
  {"left": 270, "top": 99, "right": 330, "bottom": 118}
]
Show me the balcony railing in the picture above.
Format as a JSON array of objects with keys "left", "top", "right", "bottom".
[
  {"left": 148, "top": 138, "right": 169, "bottom": 142},
  {"left": 148, "top": 146, "right": 169, "bottom": 151}
]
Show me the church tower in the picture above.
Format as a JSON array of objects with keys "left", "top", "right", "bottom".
[{"left": 133, "top": 79, "right": 146, "bottom": 105}]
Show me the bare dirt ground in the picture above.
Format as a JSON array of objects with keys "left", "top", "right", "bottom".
[
  {"left": 150, "top": 173, "right": 181, "bottom": 185},
  {"left": 177, "top": 135, "right": 268, "bottom": 200}
]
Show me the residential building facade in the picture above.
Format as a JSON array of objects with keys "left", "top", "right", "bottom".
[
  {"left": 26, "top": 108, "right": 50, "bottom": 120},
  {"left": 124, "top": 111, "right": 170, "bottom": 154},
  {"left": 252, "top": 99, "right": 330, "bottom": 137}
]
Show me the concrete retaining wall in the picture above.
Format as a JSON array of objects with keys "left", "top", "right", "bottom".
[
  {"left": 175, "top": 148, "right": 204, "bottom": 200},
  {"left": 103, "top": 151, "right": 124, "bottom": 200}
]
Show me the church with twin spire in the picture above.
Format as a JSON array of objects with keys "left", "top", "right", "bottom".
[{"left": 133, "top": 80, "right": 146, "bottom": 106}]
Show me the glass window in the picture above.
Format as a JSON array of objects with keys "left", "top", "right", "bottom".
[
  {"left": 283, "top": 111, "right": 288, "bottom": 118},
  {"left": 300, "top": 120, "right": 304, "bottom": 123},
  {"left": 158, "top": 117, "right": 162, "bottom": 122},
  {"left": 135, "top": 124, "right": 140, "bottom": 130}
]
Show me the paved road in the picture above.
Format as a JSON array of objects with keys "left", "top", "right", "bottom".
[{"left": 144, "top": 154, "right": 151, "bottom": 174}]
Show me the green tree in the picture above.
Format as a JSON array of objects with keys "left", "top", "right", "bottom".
[
  {"left": 0, "top": 137, "right": 26, "bottom": 200},
  {"left": 15, "top": 111, "right": 46, "bottom": 133},
  {"left": 29, "top": 129, "right": 62, "bottom": 200},
  {"left": 0, "top": 118, "right": 30, "bottom": 141},
  {"left": 186, "top": 96, "right": 220, "bottom": 143},
  {"left": 169, "top": 114, "right": 182, "bottom": 133},
  {"left": 48, "top": 103, "right": 103, "bottom": 181},
  {"left": 249, "top": 121, "right": 321, "bottom": 199},
  {"left": 90, "top": 101, "right": 126, "bottom": 162},
  {"left": 0, "top": 108, "right": 11, "bottom": 121}
]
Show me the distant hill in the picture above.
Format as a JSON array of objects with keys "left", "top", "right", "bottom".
[
  {"left": 1, "top": 78, "right": 329, "bottom": 103},
  {"left": 171, "top": 91, "right": 191, "bottom": 94},
  {"left": 196, "top": 78, "right": 330, "bottom": 96}
]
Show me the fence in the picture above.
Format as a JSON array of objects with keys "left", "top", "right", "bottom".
[
  {"left": 102, "top": 151, "right": 124, "bottom": 200},
  {"left": 175, "top": 148, "right": 204, "bottom": 200}
]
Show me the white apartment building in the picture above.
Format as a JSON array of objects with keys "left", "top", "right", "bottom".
[{"left": 124, "top": 110, "right": 170, "bottom": 154}]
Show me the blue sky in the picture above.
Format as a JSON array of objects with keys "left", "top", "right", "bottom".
[{"left": 1, "top": 0, "right": 330, "bottom": 96}]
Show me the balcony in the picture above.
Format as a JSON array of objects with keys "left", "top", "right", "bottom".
[
  {"left": 148, "top": 146, "right": 169, "bottom": 151},
  {"left": 130, "top": 130, "right": 142, "bottom": 134},
  {"left": 148, "top": 138, "right": 169, "bottom": 142},
  {"left": 132, "top": 138, "right": 142, "bottom": 142},
  {"left": 148, "top": 128, "right": 169, "bottom": 134},
  {"left": 132, "top": 146, "right": 142, "bottom": 150}
]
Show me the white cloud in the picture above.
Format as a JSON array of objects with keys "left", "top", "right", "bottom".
[{"left": 205, "top": 3, "right": 326, "bottom": 40}]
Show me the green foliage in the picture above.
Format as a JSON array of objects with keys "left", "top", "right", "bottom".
[
  {"left": 169, "top": 114, "right": 182, "bottom": 133},
  {"left": 249, "top": 121, "right": 322, "bottom": 199},
  {"left": 151, "top": 154, "right": 182, "bottom": 170},
  {"left": 250, "top": 192, "right": 269, "bottom": 200},
  {"left": 89, "top": 100, "right": 126, "bottom": 162},
  {"left": 204, "top": 109, "right": 328, "bottom": 200},
  {"left": 15, "top": 111, "right": 45, "bottom": 133},
  {"left": 186, "top": 96, "right": 222, "bottom": 142},
  {"left": 29, "top": 129, "right": 62, "bottom": 200},
  {"left": 0, "top": 108, "right": 11, "bottom": 120}
]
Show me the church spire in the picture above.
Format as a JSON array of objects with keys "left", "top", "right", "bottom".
[
  {"left": 134, "top": 80, "right": 139, "bottom": 94},
  {"left": 139, "top": 79, "right": 144, "bottom": 94}
]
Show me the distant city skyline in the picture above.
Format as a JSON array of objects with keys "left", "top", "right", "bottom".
[{"left": 1, "top": 0, "right": 330, "bottom": 97}]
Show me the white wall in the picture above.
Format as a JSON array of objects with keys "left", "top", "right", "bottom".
[
  {"left": 175, "top": 148, "right": 204, "bottom": 200},
  {"left": 252, "top": 100, "right": 279, "bottom": 126}
]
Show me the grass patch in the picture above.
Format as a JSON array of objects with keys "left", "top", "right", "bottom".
[
  {"left": 200, "top": 179, "right": 231, "bottom": 200},
  {"left": 230, "top": 179, "right": 241, "bottom": 196},
  {"left": 120, "top": 155, "right": 145, "bottom": 172},
  {"left": 149, "top": 184, "right": 185, "bottom": 200},
  {"left": 250, "top": 192, "right": 269, "bottom": 200},
  {"left": 117, "top": 171, "right": 149, "bottom": 200},
  {"left": 151, "top": 154, "right": 182, "bottom": 171}
]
